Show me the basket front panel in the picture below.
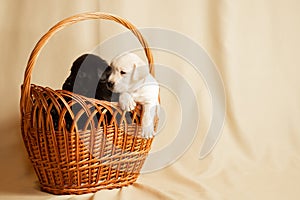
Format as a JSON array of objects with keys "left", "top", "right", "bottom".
[{"left": 20, "top": 85, "right": 154, "bottom": 193}]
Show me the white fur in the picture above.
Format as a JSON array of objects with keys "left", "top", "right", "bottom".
[{"left": 108, "top": 53, "right": 159, "bottom": 138}]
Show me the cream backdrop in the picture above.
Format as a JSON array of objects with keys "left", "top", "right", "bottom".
[{"left": 1, "top": 0, "right": 300, "bottom": 199}]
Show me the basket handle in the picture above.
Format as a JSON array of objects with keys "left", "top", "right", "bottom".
[{"left": 21, "top": 12, "right": 154, "bottom": 110}]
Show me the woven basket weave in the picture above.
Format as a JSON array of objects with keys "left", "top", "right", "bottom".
[{"left": 20, "top": 12, "right": 158, "bottom": 195}]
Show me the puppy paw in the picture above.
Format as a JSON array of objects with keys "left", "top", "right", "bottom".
[
  {"left": 119, "top": 92, "right": 136, "bottom": 111},
  {"left": 141, "top": 125, "right": 155, "bottom": 139}
]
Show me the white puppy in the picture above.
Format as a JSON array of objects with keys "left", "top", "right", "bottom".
[{"left": 107, "top": 53, "right": 159, "bottom": 138}]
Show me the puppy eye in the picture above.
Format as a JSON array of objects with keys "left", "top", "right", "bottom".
[{"left": 120, "top": 71, "right": 126, "bottom": 75}]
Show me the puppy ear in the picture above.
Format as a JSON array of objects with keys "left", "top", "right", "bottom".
[
  {"left": 132, "top": 63, "right": 139, "bottom": 81},
  {"left": 132, "top": 63, "right": 149, "bottom": 82}
]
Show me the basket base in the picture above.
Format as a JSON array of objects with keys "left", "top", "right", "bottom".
[{"left": 40, "top": 177, "right": 137, "bottom": 195}]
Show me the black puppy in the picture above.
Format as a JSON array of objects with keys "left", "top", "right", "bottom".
[
  {"left": 62, "top": 54, "right": 118, "bottom": 101},
  {"left": 51, "top": 54, "right": 119, "bottom": 131}
]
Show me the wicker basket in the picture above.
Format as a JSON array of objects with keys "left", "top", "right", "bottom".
[{"left": 20, "top": 12, "right": 158, "bottom": 195}]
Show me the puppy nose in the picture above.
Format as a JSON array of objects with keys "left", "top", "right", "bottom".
[{"left": 107, "top": 81, "right": 114, "bottom": 89}]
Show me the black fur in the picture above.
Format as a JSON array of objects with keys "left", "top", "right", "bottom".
[
  {"left": 62, "top": 54, "right": 119, "bottom": 101},
  {"left": 52, "top": 54, "right": 120, "bottom": 131}
]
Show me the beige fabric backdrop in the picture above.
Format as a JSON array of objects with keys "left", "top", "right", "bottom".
[{"left": 1, "top": 0, "right": 300, "bottom": 199}]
